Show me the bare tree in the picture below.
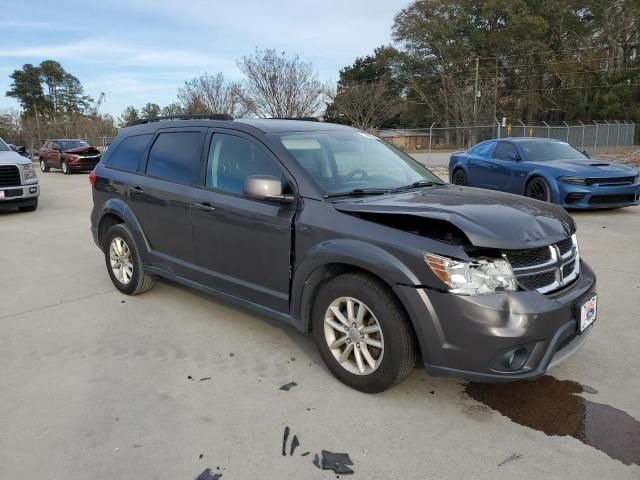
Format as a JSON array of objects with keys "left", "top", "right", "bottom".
[
  {"left": 331, "top": 79, "right": 402, "bottom": 131},
  {"left": 177, "top": 72, "right": 248, "bottom": 117},
  {"left": 237, "top": 49, "right": 330, "bottom": 118}
]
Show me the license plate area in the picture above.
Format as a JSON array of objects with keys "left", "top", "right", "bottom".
[{"left": 578, "top": 294, "right": 597, "bottom": 333}]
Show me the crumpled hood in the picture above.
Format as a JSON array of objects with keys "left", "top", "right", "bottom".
[
  {"left": 333, "top": 185, "right": 576, "bottom": 250},
  {"left": 0, "top": 150, "right": 30, "bottom": 166},
  {"left": 64, "top": 146, "right": 101, "bottom": 155},
  {"left": 527, "top": 158, "right": 638, "bottom": 176}
]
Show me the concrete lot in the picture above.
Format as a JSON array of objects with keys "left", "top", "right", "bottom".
[{"left": 1, "top": 171, "right": 639, "bottom": 480}]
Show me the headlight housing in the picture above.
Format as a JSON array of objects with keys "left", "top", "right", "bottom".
[
  {"left": 425, "top": 253, "right": 517, "bottom": 295},
  {"left": 21, "top": 163, "right": 38, "bottom": 183},
  {"left": 558, "top": 176, "right": 587, "bottom": 185}
]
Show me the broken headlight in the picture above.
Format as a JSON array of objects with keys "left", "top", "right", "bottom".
[{"left": 425, "top": 253, "right": 517, "bottom": 295}]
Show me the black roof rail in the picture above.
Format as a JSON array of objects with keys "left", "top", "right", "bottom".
[
  {"left": 129, "top": 113, "right": 234, "bottom": 126},
  {"left": 270, "top": 117, "right": 320, "bottom": 122}
]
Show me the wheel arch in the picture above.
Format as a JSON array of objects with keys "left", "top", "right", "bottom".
[
  {"left": 95, "top": 198, "right": 151, "bottom": 260},
  {"left": 291, "top": 240, "right": 422, "bottom": 349}
]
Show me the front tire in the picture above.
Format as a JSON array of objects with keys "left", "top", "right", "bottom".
[
  {"left": 104, "top": 223, "right": 155, "bottom": 295},
  {"left": 525, "top": 177, "right": 551, "bottom": 202},
  {"left": 61, "top": 159, "right": 70, "bottom": 175},
  {"left": 312, "top": 273, "right": 417, "bottom": 393},
  {"left": 40, "top": 160, "right": 50, "bottom": 172},
  {"left": 19, "top": 198, "right": 38, "bottom": 212}
]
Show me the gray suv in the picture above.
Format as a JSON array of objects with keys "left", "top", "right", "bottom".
[
  {"left": 0, "top": 137, "right": 39, "bottom": 211},
  {"left": 90, "top": 116, "right": 597, "bottom": 393}
]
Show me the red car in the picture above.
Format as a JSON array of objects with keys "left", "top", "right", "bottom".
[{"left": 39, "top": 139, "right": 102, "bottom": 174}]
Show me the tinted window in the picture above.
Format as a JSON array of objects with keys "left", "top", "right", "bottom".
[
  {"left": 469, "top": 142, "right": 494, "bottom": 158},
  {"left": 146, "top": 131, "right": 203, "bottom": 184},
  {"left": 59, "top": 140, "right": 90, "bottom": 150},
  {"left": 0, "top": 138, "right": 9, "bottom": 152},
  {"left": 494, "top": 142, "right": 518, "bottom": 160},
  {"left": 108, "top": 134, "right": 153, "bottom": 172},
  {"left": 519, "top": 141, "right": 587, "bottom": 161},
  {"left": 206, "top": 133, "right": 283, "bottom": 195}
]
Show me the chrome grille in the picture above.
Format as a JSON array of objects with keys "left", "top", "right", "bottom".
[
  {"left": 0, "top": 165, "right": 21, "bottom": 187},
  {"left": 504, "top": 235, "right": 580, "bottom": 294}
]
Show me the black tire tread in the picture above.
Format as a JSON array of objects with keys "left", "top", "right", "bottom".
[{"left": 105, "top": 223, "right": 155, "bottom": 295}]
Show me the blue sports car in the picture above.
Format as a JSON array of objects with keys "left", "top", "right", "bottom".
[{"left": 449, "top": 137, "right": 640, "bottom": 209}]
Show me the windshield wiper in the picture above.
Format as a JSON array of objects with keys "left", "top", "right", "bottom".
[
  {"left": 324, "top": 188, "right": 389, "bottom": 198},
  {"left": 388, "top": 180, "right": 441, "bottom": 193}
]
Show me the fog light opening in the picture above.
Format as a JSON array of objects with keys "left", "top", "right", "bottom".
[
  {"left": 29, "top": 187, "right": 37, "bottom": 194},
  {"left": 503, "top": 347, "right": 528, "bottom": 370}
]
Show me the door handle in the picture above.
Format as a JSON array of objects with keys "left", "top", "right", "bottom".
[
  {"left": 193, "top": 202, "right": 216, "bottom": 212},
  {"left": 129, "top": 186, "right": 144, "bottom": 195}
]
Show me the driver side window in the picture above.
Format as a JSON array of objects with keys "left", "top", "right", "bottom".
[{"left": 206, "top": 133, "right": 283, "bottom": 196}]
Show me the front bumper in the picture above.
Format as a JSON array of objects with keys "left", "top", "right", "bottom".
[
  {"left": 68, "top": 156, "right": 101, "bottom": 171},
  {"left": 394, "top": 260, "right": 597, "bottom": 382},
  {"left": 0, "top": 183, "right": 39, "bottom": 208},
  {"left": 559, "top": 181, "right": 640, "bottom": 209}
]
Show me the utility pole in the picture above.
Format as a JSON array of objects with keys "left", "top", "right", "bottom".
[
  {"left": 33, "top": 104, "right": 41, "bottom": 142},
  {"left": 473, "top": 57, "right": 480, "bottom": 124}
]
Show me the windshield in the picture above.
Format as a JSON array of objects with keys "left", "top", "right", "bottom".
[
  {"left": 270, "top": 130, "right": 442, "bottom": 195},
  {"left": 59, "top": 140, "right": 90, "bottom": 150},
  {"left": 0, "top": 138, "right": 10, "bottom": 151},
  {"left": 520, "top": 141, "right": 587, "bottom": 161}
]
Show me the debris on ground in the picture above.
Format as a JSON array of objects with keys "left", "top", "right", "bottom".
[
  {"left": 301, "top": 451, "right": 310, "bottom": 457},
  {"left": 280, "top": 382, "right": 297, "bottom": 391},
  {"left": 290, "top": 435, "right": 300, "bottom": 456},
  {"left": 498, "top": 453, "right": 523, "bottom": 467},
  {"left": 320, "top": 450, "right": 354, "bottom": 475},
  {"left": 199, "top": 454, "right": 204, "bottom": 459},
  {"left": 200, "top": 377, "right": 211, "bottom": 382},
  {"left": 195, "top": 468, "right": 222, "bottom": 480},
  {"left": 282, "top": 426, "right": 290, "bottom": 456},
  {"left": 313, "top": 454, "right": 321, "bottom": 469}
]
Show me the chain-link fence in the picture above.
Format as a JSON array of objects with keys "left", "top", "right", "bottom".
[{"left": 379, "top": 120, "right": 637, "bottom": 154}]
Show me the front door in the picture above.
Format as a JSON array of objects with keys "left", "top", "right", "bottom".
[{"left": 190, "top": 130, "right": 296, "bottom": 313}]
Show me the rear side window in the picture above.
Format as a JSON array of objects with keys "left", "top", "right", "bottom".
[
  {"left": 108, "top": 134, "right": 152, "bottom": 172},
  {"left": 494, "top": 142, "right": 518, "bottom": 160},
  {"left": 146, "top": 131, "right": 203, "bottom": 184},
  {"left": 469, "top": 142, "right": 494, "bottom": 158}
]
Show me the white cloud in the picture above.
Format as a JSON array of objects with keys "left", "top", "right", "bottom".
[{"left": 0, "top": 37, "right": 237, "bottom": 70}]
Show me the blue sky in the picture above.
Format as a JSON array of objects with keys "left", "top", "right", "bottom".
[{"left": 0, "top": 0, "right": 407, "bottom": 117}]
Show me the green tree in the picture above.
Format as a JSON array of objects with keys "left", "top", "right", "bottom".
[
  {"left": 141, "top": 102, "right": 161, "bottom": 119},
  {"left": 161, "top": 102, "right": 184, "bottom": 116},
  {"left": 6, "top": 64, "right": 49, "bottom": 117},
  {"left": 118, "top": 106, "right": 140, "bottom": 127}
]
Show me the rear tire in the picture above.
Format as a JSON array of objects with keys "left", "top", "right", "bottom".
[
  {"left": 19, "top": 198, "right": 38, "bottom": 212},
  {"left": 61, "top": 160, "right": 71, "bottom": 175},
  {"left": 104, "top": 223, "right": 155, "bottom": 295},
  {"left": 40, "top": 160, "right": 50, "bottom": 172},
  {"left": 312, "top": 273, "right": 417, "bottom": 393},
  {"left": 451, "top": 168, "right": 468, "bottom": 186}
]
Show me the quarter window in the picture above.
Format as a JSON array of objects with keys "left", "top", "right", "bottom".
[
  {"left": 107, "top": 134, "right": 153, "bottom": 172},
  {"left": 146, "top": 131, "right": 203, "bottom": 184},
  {"left": 469, "top": 142, "right": 495, "bottom": 158},
  {"left": 206, "top": 133, "right": 283, "bottom": 195}
]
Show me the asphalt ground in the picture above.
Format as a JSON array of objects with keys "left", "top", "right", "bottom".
[{"left": 1, "top": 170, "right": 639, "bottom": 479}]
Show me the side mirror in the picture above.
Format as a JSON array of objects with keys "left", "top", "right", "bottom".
[
  {"left": 511, "top": 153, "right": 521, "bottom": 161},
  {"left": 243, "top": 175, "right": 294, "bottom": 203},
  {"left": 582, "top": 150, "right": 590, "bottom": 158}
]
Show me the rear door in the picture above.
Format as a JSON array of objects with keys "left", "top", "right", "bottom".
[
  {"left": 127, "top": 128, "right": 206, "bottom": 272},
  {"left": 466, "top": 141, "right": 496, "bottom": 187},
  {"left": 484, "top": 141, "right": 519, "bottom": 191},
  {"left": 189, "top": 129, "right": 296, "bottom": 313},
  {"left": 50, "top": 141, "right": 62, "bottom": 168}
]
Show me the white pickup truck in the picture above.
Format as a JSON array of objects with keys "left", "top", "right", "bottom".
[{"left": 0, "top": 137, "right": 39, "bottom": 211}]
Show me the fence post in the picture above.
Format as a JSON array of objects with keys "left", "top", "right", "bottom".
[
  {"left": 30, "top": 139, "right": 34, "bottom": 161},
  {"left": 578, "top": 121, "right": 585, "bottom": 149},
  {"left": 593, "top": 121, "right": 598, "bottom": 149},
  {"left": 606, "top": 121, "right": 611, "bottom": 147},
  {"left": 496, "top": 119, "right": 501, "bottom": 139},
  {"left": 562, "top": 121, "right": 569, "bottom": 142},
  {"left": 616, "top": 121, "right": 621, "bottom": 148},
  {"left": 427, "top": 122, "right": 435, "bottom": 164},
  {"left": 542, "top": 121, "right": 550, "bottom": 138}
]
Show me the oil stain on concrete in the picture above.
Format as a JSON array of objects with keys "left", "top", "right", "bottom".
[{"left": 465, "top": 376, "right": 640, "bottom": 466}]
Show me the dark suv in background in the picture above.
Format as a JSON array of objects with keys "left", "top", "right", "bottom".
[
  {"left": 90, "top": 115, "right": 598, "bottom": 393},
  {"left": 39, "top": 139, "right": 102, "bottom": 174}
]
